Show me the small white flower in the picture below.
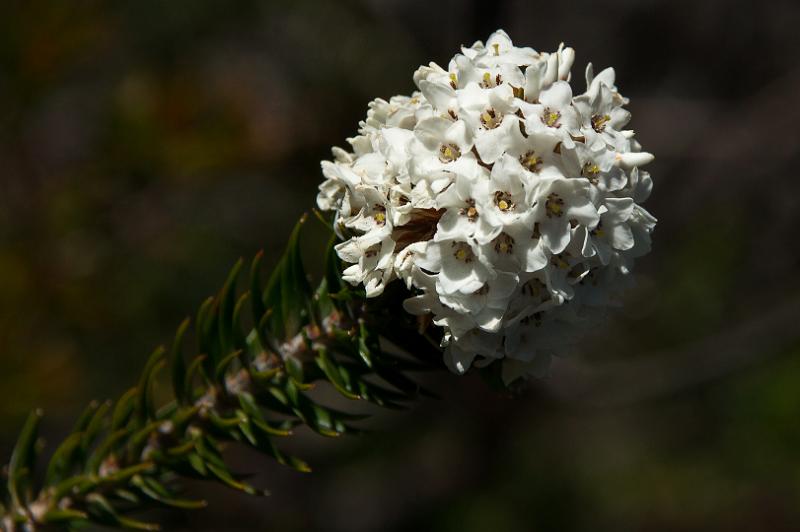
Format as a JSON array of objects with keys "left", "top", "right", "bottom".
[
  {"left": 561, "top": 143, "right": 626, "bottom": 194},
  {"left": 439, "top": 271, "right": 518, "bottom": 333},
  {"left": 318, "top": 30, "right": 656, "bottom": 383},
  {"left": 473, "top": 153, "right": 535, "bottom": 240},
  {"left": 435, "top": 172, "right": 486, "bottom": 241},
  {"left": 477, "top": 222, "right": 548, "bottom": 275},
  {"left": 528, "top": 176, "right": 599, "bottom": 254},
  {"left": 518, "top": 81, "right": 581, "bottom": 141},
  {"left": 416, "top": 238, "right": 495, "bottom": 296},
  {"left": 588, "top": 197, "right": 636, "bottom": 264}
]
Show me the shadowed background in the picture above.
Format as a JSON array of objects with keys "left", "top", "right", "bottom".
[{"left": 2, "top": 0, "right": 800, "bottom": 530}]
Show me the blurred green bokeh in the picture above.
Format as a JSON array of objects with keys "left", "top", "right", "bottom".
[{"left": 2, "top": 0, "right": 800, "bottom": 530}]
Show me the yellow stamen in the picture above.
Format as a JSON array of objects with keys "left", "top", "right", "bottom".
[
  {"left": 582, "top": 162, "right": 601, "bottom": 185},
  {"left": 480, "top": 108, "right": 500, "bottom": 129},
  {"left": 494, "top": 233, "right": 514, "bottom": 254},
  {"left": 494, "top": 191, "right": 514, "bottom": 212},
  {"left": 543, "top": 109, "right": 561, "bottom": 128},
  {"left": 520, "top": 151, "right": 543, "bottom": 172},
  {"left": 545, "top": 193, "right": 565, "bottom": 218},
  {"left": 439, "top": 143, "right": 461, "bottom": 162},
  {"left": 591, "top": 113, "right": 611, "bottom": 132},
  {"left": 452, "top": 242, "right": 474, "bottom": 262}
]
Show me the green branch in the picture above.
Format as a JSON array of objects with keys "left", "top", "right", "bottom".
[{"left": 0, "top": 215, "right": 443, "bottom": 531}]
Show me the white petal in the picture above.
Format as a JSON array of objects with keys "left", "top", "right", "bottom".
[
  {"left": 617, "top": 151, "right": 655, "bottom": 169},
  {"left": 525, "top": 241, "right": 549, "bottom": 272},
  {"left": 540, "top": 218, "right": 570, "bottom": 254},
  {"left": 524, "top": 63, "right": 545, "bottom": 101},
  {"left": 540, "top": 81, "right": 572, "bottom": 108},
  {"left": 445, "top": 119, "right": 473, "bottom": 152},
  {"left": 414, "top": 117, "right": 450, "bottom": 150},
  {"left": 568, "top": 199, "right": 600, "bottom": 227},
  {"left": 557, "top": 47, "right": 575, "bottom": 80},
  {"left": 416, "top": 242, "right": 443, "bottom": 272},
  {"left": 611, "top": 224, "right": 635, "bottom": 251},
  {"left": 419, "top": 79, "right": 455, "bottom": 110},
  {"left": 475, "top": 307, "right": 504, "bottom": 332}
]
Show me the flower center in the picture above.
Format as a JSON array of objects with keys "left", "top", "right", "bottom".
[
  {"left": 458, "top": 198, "right": 479, "bottom": 222},
  {"left": 541, "top": 108, "right": 561, "bottom": 128},
  {"left": 373, "top": 205, "right": 386, "bottom": 225},
  {"left": 590, "top": 220, "right": 604, "bottom": 237},
  {"left": 449, "top": 73, "right": 458, "bottom": 89},
  {"left": 494, "top": 191, "right": 515, "bottom": 212},
  {"left": 480, "top": 72, "right": 502, "bottom": 89},
  {"left": 480, "top": 107, "right": 501, "bottom": 129},
  {"left": 493, "top": 232, "right": 515, "bottom": 254},
  {"left": 545, "top": 193, "right": 565, "bottom": 218},
  {"left": 591, "top": 113, "right": 611, "bottom": 132},
  {"left": 520, "top": 151, "right": 543, "bottom": 173},
  {"left": 492, "top": 43, "right": 500, "bottom": 56},
  {"left": 439, "top": 143, "right": 461, "bottom": 163},
  {"left": 451, "top": 242, "right": 474, "bottom": 263},
  {"left": 582, "top": 162, "right": 601, "bottom": 185}
]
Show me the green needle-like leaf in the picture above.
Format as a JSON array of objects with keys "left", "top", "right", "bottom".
[
  {"left": 0, "top": 214, "right": 438, "bottom": 530},
  {"left": 170, "top": 318, "right": 191, "bottom": 405},
  {"left": 7, "top": 409, "right": 43, "bottom": 507}
]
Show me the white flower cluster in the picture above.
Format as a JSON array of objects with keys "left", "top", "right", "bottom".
[{"left": 317, "top": 30, "right": 656, "bottom": 382}]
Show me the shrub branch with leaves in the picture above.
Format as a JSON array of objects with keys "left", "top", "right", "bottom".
[{"left": 0, "top": 215, "right": 442, "bottom": 531}]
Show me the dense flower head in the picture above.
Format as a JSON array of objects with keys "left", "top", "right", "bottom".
[{"left": 317, "top": 30, "right": 656, "bottom": 383}]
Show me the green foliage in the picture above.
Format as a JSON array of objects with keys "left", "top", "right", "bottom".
[{"left": 0, "top": 215, "right": 442, "bottom": 531}]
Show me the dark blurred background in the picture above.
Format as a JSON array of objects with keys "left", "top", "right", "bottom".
[{"left": 2, "top": 0, "right": 800, "bottom": 530}]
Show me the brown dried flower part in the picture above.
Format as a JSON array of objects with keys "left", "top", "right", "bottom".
[{"left": 391, "top": 208, "right": 445, "bottom": 251}]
